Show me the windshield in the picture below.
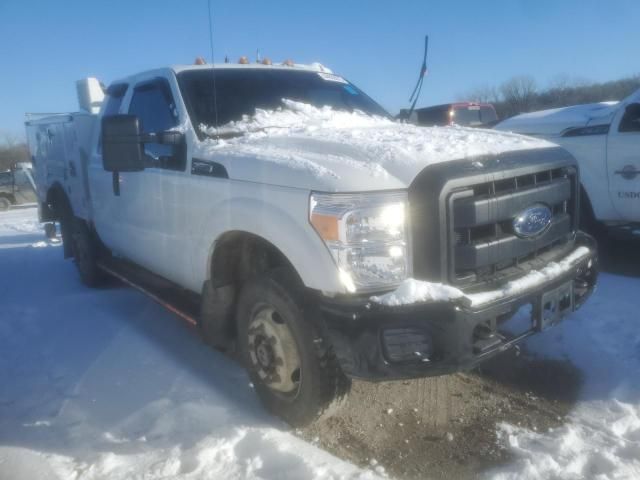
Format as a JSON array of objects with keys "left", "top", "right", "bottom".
[
  {"left": 451, "top": 105, "right": 498, "bottom": 126},
  {"left": 177, "top": 68, "right": 390, "bottom": 138}
]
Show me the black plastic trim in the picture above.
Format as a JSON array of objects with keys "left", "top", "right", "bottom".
[
  {"left": 408, "top": 146, "right": 578, "bottom": 284},
  {"left": 191, "top": 158, "right": 229, "bottom": 179},
  {"left": 454, "top": 214, "right": 571, "bottom": 271},
  {"left": 561, "top": 124, "right": 610, "bottom": 137},
  {"left": 318, "top": 233, "right": 597, "bottom": 381},
  {"left": 453, "top": 177, "right": 571, "bottom": 228}
]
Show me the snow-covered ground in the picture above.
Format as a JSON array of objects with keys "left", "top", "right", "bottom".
[
  {"left": 0, "top": 208, "right": 378, "bottom": 480},
  {"left": 486, "top": 270, "right": 640, "bottom": 480},
  {"left": 1, "top": 207, "right": 639, "bottom": 480}
]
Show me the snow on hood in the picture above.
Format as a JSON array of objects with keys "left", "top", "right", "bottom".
[
  {"left": 495, "top": 101, "right": 619, "bottom": 137},
  {"left": 195, "top": 100, "right": 556, "bottom": 192}
]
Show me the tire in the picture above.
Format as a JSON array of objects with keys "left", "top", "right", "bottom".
[
  {"left": 0, "top": 197, "right": 11, "bottom": 211},
  {"left": 237, "top": 269, "right": 351, "bottom": 426},
  {"left": 70, "top": 218, "right": 104, "bottom": 287},
  {"left": 44, "top": 223, "right": 57, "bottom": 239},
  {"left": 54, "top": 193, "right": 75, "bottom": 258}
]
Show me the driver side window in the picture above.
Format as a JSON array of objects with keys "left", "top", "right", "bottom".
[
  {"left": 128, "top": 80, "right": 185, "bottom": 170},
  {"left": 619, "top": 103, "right": 640, "bottom": 133}
]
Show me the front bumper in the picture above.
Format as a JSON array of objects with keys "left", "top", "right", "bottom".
[{"left": 318, "top": 233, "right": 598, "bottom": 381}]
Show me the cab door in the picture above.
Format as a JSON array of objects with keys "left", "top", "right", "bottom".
[
  {"left": 607, "top": 90, "right": 640, "bottom": 222},
  {"left": 120, "top": 76, "right": 189, "bottom": 283}
]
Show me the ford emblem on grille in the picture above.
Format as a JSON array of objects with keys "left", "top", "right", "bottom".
[{"left": 513, "top": 204, "right": 553, "bottom": 238}]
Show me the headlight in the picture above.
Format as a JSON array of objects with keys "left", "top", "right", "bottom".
[{"left": 310, "top": 191, "right": 411, "bottom": 293}]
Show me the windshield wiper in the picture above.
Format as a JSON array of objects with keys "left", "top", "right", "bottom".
[{"left": 202, "top": 125, "right": 290, "bottom": 140}]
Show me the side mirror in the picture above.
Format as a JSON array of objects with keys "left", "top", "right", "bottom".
[
  {"left": 620, "top": 103, "right": 640, "bottom": 133},
  {"left": 625, "top": 102, "right": 640, "bottom": 117},
  {"left": 102, "top": 115, "right": 145, "bottom": 172},
  {"left": 158, "top": 130, "right": 185, "bottom": 146}
]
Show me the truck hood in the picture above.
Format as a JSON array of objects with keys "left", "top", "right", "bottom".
[
  {"left": 495, "top": 101, "right": 619, "bottom": 137},
  {"left": 194, "top": 100, "right": 557, "bottom": 192}
]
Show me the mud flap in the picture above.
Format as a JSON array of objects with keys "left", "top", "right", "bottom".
[{"left": 200, "top": 280, "right": 236, "bottom": 351}]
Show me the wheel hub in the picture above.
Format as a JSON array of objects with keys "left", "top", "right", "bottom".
[
  {"left": 255, "top": 337, "right": 275, "bottom": 368},
  {"left": 247, "top": 306, "right": 301, "bottom": 394}
]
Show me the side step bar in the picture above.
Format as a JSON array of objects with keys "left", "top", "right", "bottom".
[{"left": 97, "top": 259, "right": 199, "bottom": 328}]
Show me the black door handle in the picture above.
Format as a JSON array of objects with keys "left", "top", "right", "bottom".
[{"left": 615, "top": 165, "right": 640, "bottom": 180}]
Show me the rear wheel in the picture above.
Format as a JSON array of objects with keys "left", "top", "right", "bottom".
[
  {"left": 71, "top": 219, "right": 104, "bottom": 287},
  {"left": 44, "top": 223, "right": 57, "bottom": 239},
  {"left": 237, "top": 269, "right": 351, "bottom": 426},
  {"left": 0, "top": 197, "right": 11, "bottom": 211}
]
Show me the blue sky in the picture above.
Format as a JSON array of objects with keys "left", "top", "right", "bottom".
[{"left": 1, "top": 0, "right": 639, "bottom": 137}]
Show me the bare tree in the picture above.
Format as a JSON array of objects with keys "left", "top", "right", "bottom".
[
  {"left": 0, "top": 131, "right": 29, "bottom": 172},
  {"left": 500, "top": 75, "right": 537, "bottom": 116},
  {"left": 463, "top": 73, "right": 640, "bottom": 121},
  {"left": 459, "top": 84, "right": 500, "bottom": 104}
]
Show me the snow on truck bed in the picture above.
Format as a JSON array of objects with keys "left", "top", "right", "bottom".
[{"left": 1, "top": 209, "right": 639, "bottom": 480}]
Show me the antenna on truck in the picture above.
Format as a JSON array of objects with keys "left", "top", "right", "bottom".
[
  {"left": 207, "top": 0, "right": 220, "bottom": 128},
  {"left": 405, "top": 35, "right": 429, "bottom": 121}
]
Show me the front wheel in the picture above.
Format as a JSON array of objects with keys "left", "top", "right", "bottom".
[
  {"left": 0, "top": 197, "right": 11, "bottom": 211},
  {"left": 237, "top": 269, "right": 351, "bottom": 426}
]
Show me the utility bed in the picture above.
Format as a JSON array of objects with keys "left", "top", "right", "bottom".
[{"left": 25, "top": 112, "right": 97, "bottom": 222}]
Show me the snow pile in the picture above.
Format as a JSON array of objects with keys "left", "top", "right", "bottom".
[
  {"left": 200, "top": 98, "right": 394, "bottom": 136},
  {"left": 370, "top": 279, "right": 464, "bottom": 307},
  {"left": 199, "top": 100, "right": 555, "bottom": 180},
  {"left": 492, "top": 400, "right": 640, "bottom": 480},
  {"left": 0, "top": 208, "right": 379, "bottom": 480},
  {"left": 371, "top": 246, "right": 591, "bottom": 307},
  {"left": 487, "top": 270, "right": 640, "bottom": 479}
]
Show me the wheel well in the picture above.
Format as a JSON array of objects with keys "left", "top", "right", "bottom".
[
  {"left": 46, "top": 183, "right": 70, "bottom": 221},
  {"left": 210, "top": 231, "right": 302, "bottom": 288},
  {"left": 201, "top": 231, "right": 304, "bottom": 350}
]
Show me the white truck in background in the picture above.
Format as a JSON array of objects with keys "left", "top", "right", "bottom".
[
  {"left": 496, "top": 88, "right": 640, "bottom": 238},
  {"left": 26, "top": 62, "right": 597, "bottom": 426}
]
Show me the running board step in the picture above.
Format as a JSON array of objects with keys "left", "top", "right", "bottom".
[{"left": 97, "top": 257, "right": 200, "bottom": 328}]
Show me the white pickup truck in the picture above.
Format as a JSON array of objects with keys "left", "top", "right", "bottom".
[
  {"left": 496, "top": 88, "right": 640, "bottom": 237},
  {"left": 26, "top": 62, "right": 597, "bottom": 425}
]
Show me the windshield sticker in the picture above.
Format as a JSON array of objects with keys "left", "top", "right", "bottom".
[
  {"left": 343, "top": 85, "right": 358, "bottom": 95},
  {"left": 317, "top": 72, "right": 348, "bottom": 84}
]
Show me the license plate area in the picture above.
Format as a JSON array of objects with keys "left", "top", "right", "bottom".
[{"left": 534, "top": 281, "right": 574, "bottom": 331}]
